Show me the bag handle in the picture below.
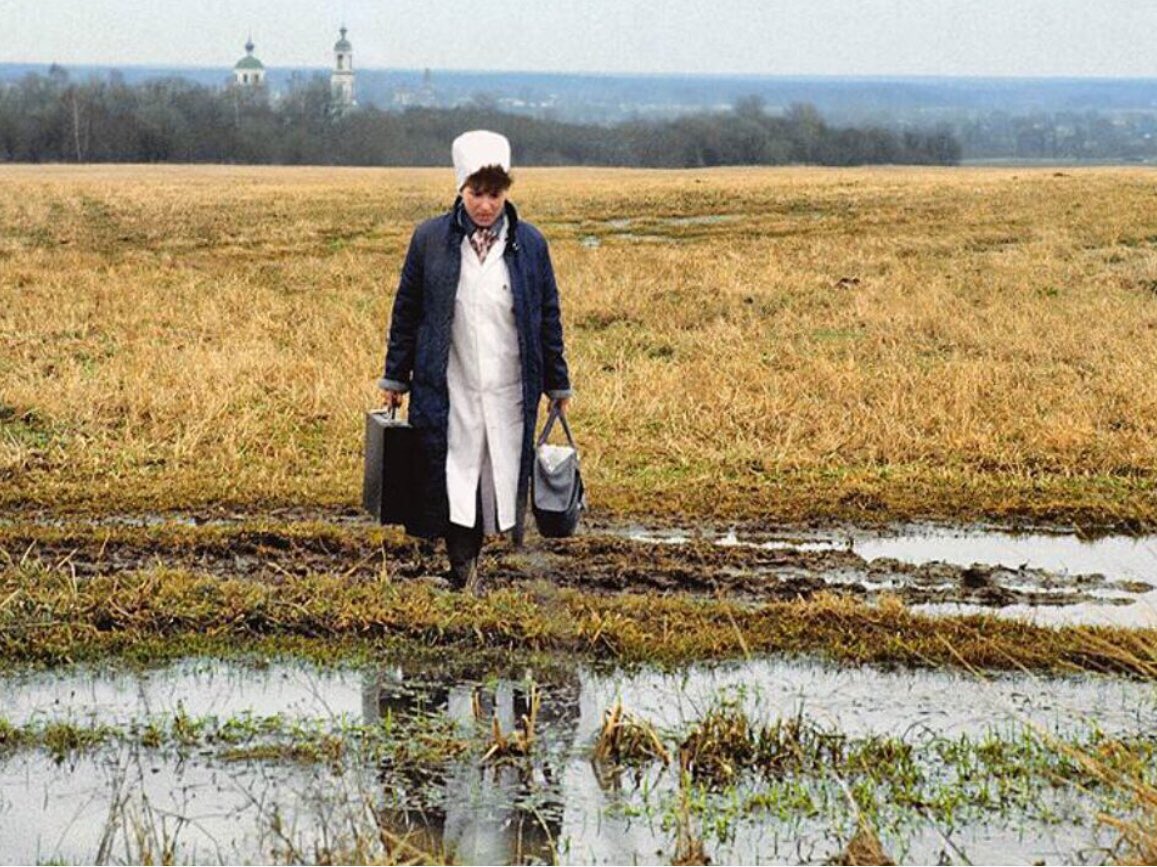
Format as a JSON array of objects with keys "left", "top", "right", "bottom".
[{"left": 537, "top": 403, "right": 576, "bottom": 449}]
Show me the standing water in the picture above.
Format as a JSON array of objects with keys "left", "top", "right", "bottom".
[{"left": 0, "top": 654, "right": 1152, "bottom": 865}]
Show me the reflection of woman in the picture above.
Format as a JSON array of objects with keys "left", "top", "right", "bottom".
[
  {"left": 379, "top": 130, "right": 572, "bottom": 593},
  {"left": 363, "top": 663, "right": 577, "bottom": 864}
]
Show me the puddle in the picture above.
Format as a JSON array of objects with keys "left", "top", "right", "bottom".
[
  {"left": 597, "top": 214, "right": 739, "bottom": 230},
  {"left": 624, "top": 524, "right": 1157, "bottom": 627},
  {"left": 845, "top": 524, "right": 1157, "bottom": 627},
  {"left": 662, "top": 214, "right": 741, "bottom": 227},
  {"left": 853, "top": 526, "right": 1157, "bottom": 628},
  {"left": 0, "top": 748, "right": 388, "bottom": 866},
  {"left": 560, "top": 214, "right": 742, "bottom": 248},
  {"left": 7, "top": 656, "right": 1153, "bottom": 738},
  {"left": 853, "top": 525, "right": 1157, "bottom": 578},
  {"left": 608, "top": 232, "right": 673, "bottom": 243},
  {"left": 0, "top": 748, "right": 1119, "bottom": 866},
  {"left": 0, "top": 656, "right": 1153, "bottom": 864},
  {"left": 5, "top": 658, "right": 367, "bottom": 729}
]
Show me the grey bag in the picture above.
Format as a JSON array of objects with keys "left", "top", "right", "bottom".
[{"left": 532, "top": 406, "right": 585, "bottom": 538}]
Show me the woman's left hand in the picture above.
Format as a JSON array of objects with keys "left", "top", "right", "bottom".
[{"left": 553, "top": 396, "right": 571, "bottom": 416}]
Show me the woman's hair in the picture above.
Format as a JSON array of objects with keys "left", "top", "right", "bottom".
[{"left": 464, "top": 165, "right": 514, "bottom": 195}]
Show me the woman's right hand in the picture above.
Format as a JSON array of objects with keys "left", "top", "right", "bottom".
[{"left": 381, "top": 389, "right": 404, "bottom": 410}]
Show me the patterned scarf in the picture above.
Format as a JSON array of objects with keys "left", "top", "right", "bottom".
[
  {"left": 457, "top": 200, "right": 506, "bottom": 264},
  {"left": 469, "top": 225, "right": 498, "bottom": 263}
]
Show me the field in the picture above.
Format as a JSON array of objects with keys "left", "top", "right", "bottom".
[
  {"left": 2, "top": 164, "right": 1157, "bottom": 523},
  {"left": 2, "top": 165, "right": 1157, "bottom": 864}
]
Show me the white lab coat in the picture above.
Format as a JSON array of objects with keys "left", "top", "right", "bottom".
[{"left": 445, "top": 224, "right": 524, "bottom": 533}]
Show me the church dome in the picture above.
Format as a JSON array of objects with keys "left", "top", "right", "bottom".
[
  {"left": 334, "top": 26, "right": 352, "bottom": 52},
  {"left": 235, "top": 39, "right": 265, "bottom": 70}
]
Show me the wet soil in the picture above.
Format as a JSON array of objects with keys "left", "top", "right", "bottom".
[{"left": 1, "top": 509, "right": 1151, "bottom": 613}]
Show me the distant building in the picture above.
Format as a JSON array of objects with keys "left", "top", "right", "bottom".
[
  {"left": 233, "top": 38, "right": 266, "bottom": 89},
  {"left": 331, "top": 26, "right": 356, "bottom": 111},
  {"left": 226, "top": 28, "right": 358, "bottom": 111},
  {"left": 394, "top": 68, "right": 439, "bottom": 109}
]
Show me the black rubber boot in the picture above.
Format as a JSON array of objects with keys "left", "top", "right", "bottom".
[{"left": 445, "top": 521, "right": 483, "bottom": 594}]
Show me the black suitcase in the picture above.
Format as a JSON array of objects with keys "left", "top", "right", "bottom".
[{"left": 362, "top": 408, "right": 420, "bottom": 526}]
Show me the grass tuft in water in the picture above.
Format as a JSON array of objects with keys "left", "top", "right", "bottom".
[
  {"left": 679, "top": 705, "right": 859, "bottom": 787},
  {"left": 482, "top": 681, "right": 540, "bottom": 763},
  {"left": 594, "top": 700, "right": 671, "bottom": 767},
  {"left": 832, "top": 822, "right": 894, "bottom": 866}
]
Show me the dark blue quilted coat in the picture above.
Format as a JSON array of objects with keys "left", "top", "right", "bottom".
[{"left": 380, "top": 200, "right": 572, "bottom": 540}]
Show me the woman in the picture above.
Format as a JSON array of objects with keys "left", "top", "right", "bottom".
[{"left": 378, "top": 130, "right": 572, "bottom": 593}]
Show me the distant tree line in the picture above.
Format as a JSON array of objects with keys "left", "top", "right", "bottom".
[
  {"left": 0, "top": 68, "right": 961, "bottom": 167},
  {"left": 954, "top": 110, "right": 1157, "bottom": 162}
]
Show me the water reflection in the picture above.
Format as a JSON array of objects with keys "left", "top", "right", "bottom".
[
  {"left": 363, "top": 665, "right": 581, "bottom": 865},
  {"left": 375, "top": 763, "right": 560, "bottom": 866}
]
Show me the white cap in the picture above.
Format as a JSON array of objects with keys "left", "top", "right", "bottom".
[{"left": 452, "top": 130, "right": 511, "bottom": 191}]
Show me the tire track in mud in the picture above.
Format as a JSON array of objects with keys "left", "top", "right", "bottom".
[{"left": 1, "top": 510, "right": 1149, "bottom": 611}]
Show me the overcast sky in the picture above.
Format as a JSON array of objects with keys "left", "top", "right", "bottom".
[{"left": 3, "top": 0, "right": 1157, "bottom": 77}]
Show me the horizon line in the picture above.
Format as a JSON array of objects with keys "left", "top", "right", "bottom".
[{"left": 2, "top": 61, "right": 1157, "bottom": 84}]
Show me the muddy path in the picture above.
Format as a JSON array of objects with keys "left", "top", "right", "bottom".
[{"left": 1, "top": 510, "right": 1151, "bottom": 612}]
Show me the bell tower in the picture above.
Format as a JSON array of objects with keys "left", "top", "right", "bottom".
[{"left": 331, "top": 26, "right": 356, "bottom": 111}]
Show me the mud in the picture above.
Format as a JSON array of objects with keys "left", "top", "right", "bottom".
[
  {"left": 4, "top": 518, "right": 1152, "bottom": 625},
  {"left": 2, "top": 510, "right": 1154, "bottom": 619},
  {"left": 0, "top": 503, "right": 371, "bottom": 529}
]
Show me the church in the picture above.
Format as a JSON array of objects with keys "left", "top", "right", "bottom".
[{"left": 232, "top": 27, "right": 357, "bottom": 110}]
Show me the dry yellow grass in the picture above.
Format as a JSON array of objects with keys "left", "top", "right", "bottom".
[{"left": 2, "top": 164, "right": 1156, "bottom": 525}]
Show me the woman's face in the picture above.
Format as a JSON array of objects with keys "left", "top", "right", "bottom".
[{"left": 462, "top": 185, "right": 507, "bottom": 228}]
